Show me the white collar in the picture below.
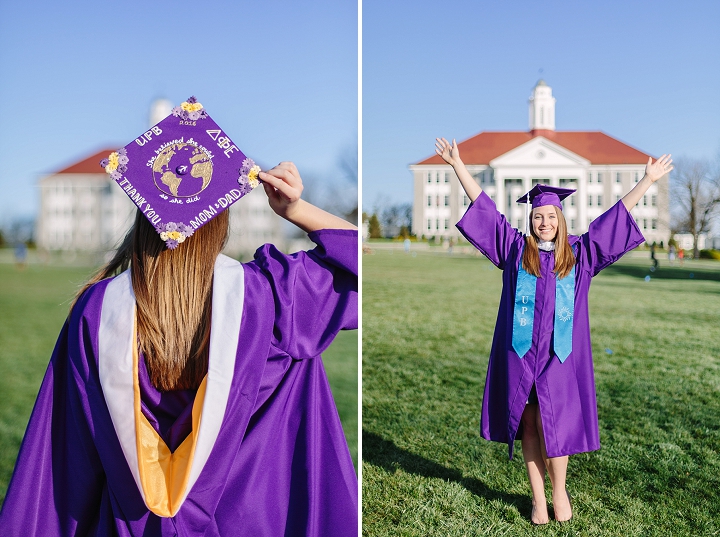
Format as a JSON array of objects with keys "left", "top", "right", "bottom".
[{"left": 537, "top": 241, "right": 556, "bottom": 251}]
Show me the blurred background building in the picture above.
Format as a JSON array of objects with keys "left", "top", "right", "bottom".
[{"left": 410, "top": 81, "right": 670, "bottom": 245}]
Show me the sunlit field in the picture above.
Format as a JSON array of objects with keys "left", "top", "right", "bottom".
[{"left": 363, "top": 248, "right": 720, "bottom": 536}]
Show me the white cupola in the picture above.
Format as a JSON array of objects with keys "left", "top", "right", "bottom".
[
  {"left": 150, "top": 98, "right": 173, "bottom": 127},
  {"left": 528, "top": 80, "right": 556, "bottom": 131}
]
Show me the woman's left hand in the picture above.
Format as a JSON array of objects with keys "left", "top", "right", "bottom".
[
  {"left": 645, "top": 154, "right": 674, "bottom": 182},
  {"left": 259, "top": 162, "right": 304, "bottom": 219}
]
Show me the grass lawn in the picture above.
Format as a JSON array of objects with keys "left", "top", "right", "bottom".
[
  {"left": 0, "top": 261, "right": 358, "bottom": 506},
  {"left": 363, "top": 249, "right": 720, "bottom": 536}
]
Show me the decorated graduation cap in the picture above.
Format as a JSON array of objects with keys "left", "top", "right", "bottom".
[
  {"left": 100, "top": 96, "right": 261, "bottom": 249},
  {"left": 516, "top": 184, "right": 576, "bottom": 235}
]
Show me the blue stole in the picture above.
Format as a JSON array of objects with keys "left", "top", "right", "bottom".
[{"left": 512, "top": 243, "right": 577, "bottom": 363}]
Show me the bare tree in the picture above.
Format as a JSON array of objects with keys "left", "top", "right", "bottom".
[
  {"left": 671, "top": 157, "right": 720, "bottom": 257},
  {"left": 323, "top": 143, "right": 358, "bottom": 224},
  {"left": 380, "top": 205, "right": 402, "bottom": 238}
]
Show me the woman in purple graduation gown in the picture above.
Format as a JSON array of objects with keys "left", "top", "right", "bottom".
[
  {"left": 0, "top": 162, "right": 358, "bottom": 536},
  {"left": 435, "top": 137, "right": 673, "bottom": 524}
]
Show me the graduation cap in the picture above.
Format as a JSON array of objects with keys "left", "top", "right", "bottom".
[
  {"left": 516, "top": 184, "right": 575, "bottom": 209},
  {"left": 99, "top": 96, "right": 261, "bottom": 249},
  {"left": 516, "top": 184, "right": 575, "bottom": 235}
]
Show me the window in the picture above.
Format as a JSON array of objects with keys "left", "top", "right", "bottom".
[
  {"left": 463, "top": 195, "right": 469, "bottom": 207},
  {"left": 597, "top": 194, "right": 603, "bottom": 207},
  {"left": 436, "top": 173, "right": 440, "bottom": 183},
  {"left": 517, "top": 219, "right": 522, "bottom": 230},
  {"left": 588, "top": 172, "right": 593, "bottom": 183},
  {"left": 571, "top": 219, "right": 576, "bottom": 230},
  {"left": 652, "top": 195, "right": 657, "bottom": 207},
  {"left": 436, "top": 195, "right": 441, "bottom": 207},
  {"left": 634, "top": 172, "right": 639, "bottom": 183},
  {"left": 427, "top": 173, "right": 432, "bottom": 183},
  {"left": 444, "top": 195, "right": 449, "bottom": 207},
  {"left": 651, "top": 219, "right": 657, "bottom": 230},
  {"left": 597, "top": 173, "right": 603, "bottom": 184},
  {"left": 427, "top": 219, "right": 432, "bottom": 231},
  {"left": 571, "top": 197, "right": 575, "bottom": 207},
  {"left": 427, "top": 196, "right": 432, "bottom": 207},
  {"left": 588, "top": 195, "right": 593, "bottom": 207},
  {"left": 616, "top": 194, "right": 621, "bottom": 203},
  {"left": 616, "top": 172, "right": 622, "bottom": 183},
  {"left": 643, "top": 219, "right": 648, "bottom": 230},
  {"left": 444, "top": 173, "right": 450, "bottom": 183},
  {"left": 444, "top": 219, "right": 449, "bottom": 230},
  {"left": 436, "top": 219, "right": 440, "bottom": 230},
  {"left": 643, "top": 195, "right": 647, "bottom": 207}
]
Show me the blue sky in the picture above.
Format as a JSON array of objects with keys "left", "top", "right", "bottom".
[
  {"left": 362, "top": 0, "right": 720, "bottom": 212},
  {"left": 2, "top": 1, "right": 718, "bottom": 222},
  {"left": 0, "top": 0, "right": 357, "bottom": 224}
]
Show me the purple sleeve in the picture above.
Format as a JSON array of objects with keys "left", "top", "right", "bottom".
[
  {"left": 580, "top": 201, "right": 646, "bottom": 276},
  {"left": 0, "top": 291, "right": 106, "bottom": 535},
  {"left": 252, "top": 228, "right": 358, "bottom": 359},
  {"left": 456, "top": 191, "right": 522, "bottom": 269}
]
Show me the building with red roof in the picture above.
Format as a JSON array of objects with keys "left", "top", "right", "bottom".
[
  {"left": 410, "top": 81, "right": 669, "bottom": 244},
  {"left": 37, "top": 147, "right": 136, "bottom": 251}
]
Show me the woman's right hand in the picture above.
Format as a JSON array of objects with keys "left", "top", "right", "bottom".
[
  {"left": 433, "top": 137, "right": 481, "bottom": 202},
  {"left": 435, "top": 137, "right": 461, "bottom": 167}
]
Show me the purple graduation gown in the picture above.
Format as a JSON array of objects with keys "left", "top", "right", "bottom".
[
  {"left": 457, "top": 193, "right": 644, "bottom": 459},
  {"left": 0, "top": 229, "right": 358, "bottom": 536}
]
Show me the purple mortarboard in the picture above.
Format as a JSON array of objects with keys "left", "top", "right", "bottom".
[
  {"left": 516, "top": 184, "right": 575, "bottom": 209},
  {"left": 99, "top": 96, "right": 261, "bottom": 249}
]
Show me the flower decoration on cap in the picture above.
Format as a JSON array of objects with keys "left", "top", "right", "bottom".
[
  {"left": 238, "top": 158, "right": 262, "bottom": 191},
  {"left": 172, "top": 96, "right": 208, "bottom": 121},
  {"left": 155, "top": 222, "right": 195, "bottom": 250},
  {"left": 100, "top": 148, "right": 129, "bottom": 181}
]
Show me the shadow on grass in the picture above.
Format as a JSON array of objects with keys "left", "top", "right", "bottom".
[
  {"left": 602, "top": 263, "right": 720, "bottom": 282},
  {"left": 363, "top": 430, "right": 529, "bottom": 514}
]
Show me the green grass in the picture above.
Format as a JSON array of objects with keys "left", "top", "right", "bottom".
[
  {"left": 0, "top": 262, "right": 358, "bottom": 506},
  {"left": 362, "top": 250, "right": 720, "bottom": 536}
]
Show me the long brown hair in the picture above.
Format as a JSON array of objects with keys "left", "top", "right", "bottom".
[
  {"left": 522, "top": 206, "right": 575, "bottom": 279},
  {"left": 74, "top": 210, "right": 229, "bottom": 391}
]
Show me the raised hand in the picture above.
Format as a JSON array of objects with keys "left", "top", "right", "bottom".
[
  {"left": 259, "top": 162, "right": 304, "bottom": 219},
  {"left": 622, "top": 153, "right": 673, "bottom": 210},
  {"left": 434, "top": 137, "right": 482, "bottom": 202},
  {"left": 259, "top": 161, "right": 356, "bottom": 232},
  {"left": 645, "top": 154, "right": 674, "bottom": 182},
  {"left": 435, "top": 138, "right": 461, "bottom": 167}
]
